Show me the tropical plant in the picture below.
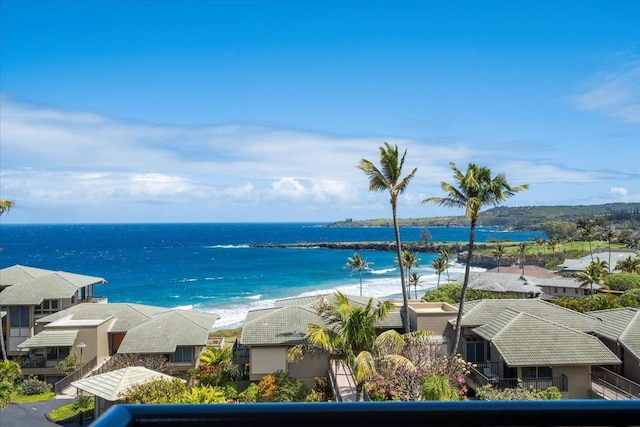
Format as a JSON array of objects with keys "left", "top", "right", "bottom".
[
  {"left": 605, "top": 229, "right": 616, "bottom": 268},
  {"left": 194, "top": 345, "right": 238, "bottom": 386},
  {"left": 607, "top": 272, "right": 640, "bottom": 291},
  {"left": 517, "top": 242, "right": 530, "bottom": 274},
  {"left": 109, "top": 353, "right": 173, "bottom": 375},
  {"left": 409, "top": 272, "right": 421, "bottom": 299},
  {"left": 431, "top": 257, "right": 447, "bottom": 289},
  {"left": 422, "top": 162, "right": 528, "bottom": 355},
  {"left": 56, "top": 354, "right": 81, "bottom": 375},
  {"left": 475, "top": 382, "right": 561, "bottom": 400},
  {"left": 345, "top": 252, "right": 372, "bottom": 297},
  {"left": 288, "top": 291, "right": 395, "bottom": 401},
  {"left": 492, "top": 243, "right": 505, "bottom": 272},
  {"left": 0, "top": 360, "right": 21, "bottom": 409},
  {"left": 438, "top": 247, "right": 453, "bottom": 282},
  {"left": 579, "top": 221, "right": 597, "bottom": 261},
  {"left": 358, "top": 143, "right": 417, "bottom": 332},
  {"left": 421, "top": 373, "right": 460, "bottom": 401},
  {"left": 575, "top": 259, "right": 609, "bottom": 294},
  {"left": 615, "top": 256, "right": 640, "bottom": 274},
  {"left": 17, "top": 376, "right": 52, "bottom": 395},
  {"left": 119, "top": 377, "right": 187, "bottom": 403}
]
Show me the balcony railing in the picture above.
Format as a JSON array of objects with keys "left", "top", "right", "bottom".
[
  {"left": 469, "top": 365, "right": 568, "bottom": 392},
  {"left": 591, "top": 366, "right": 640, "bottom": 399},
  {"left": 89, "top": 400, "right": 640, "bottom": 427}
]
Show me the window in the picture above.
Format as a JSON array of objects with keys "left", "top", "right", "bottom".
[
  {"left": 464, "top": 336, "right": 485, "bottom": 363},
  {"left": 522, "top": 366, "right": 552, "bottom": 379},
  {"left": 168, "top": 346, "right": 192, "bottom": 363},
  {"left": 553, "top": 287, "right": 558, "bottom": 293},
  {"left": 35, "top": 300, "right": 59, "bottom": 314},
  {"left": 9, "top": 306, "right": 29, "bottom": 327},
  {"left": 574, "top": 288, "right": 579, "bottom": 294},
  {"left": 46, "top": 346, "right": 70, "bottom": 361}
]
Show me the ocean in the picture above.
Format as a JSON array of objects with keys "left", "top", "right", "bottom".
[{"left": 0, "top": 223, "right": 544, "bottom": 330}]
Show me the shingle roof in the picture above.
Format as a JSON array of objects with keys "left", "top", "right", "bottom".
[
  {"left": 557, "top": 251, "right": 637, "bottom": 273},
  {"left": 240, "top": 305, "right": 323, "bottom": 346},
  {"left": 17, "top": 329, "right": 79, "bottom": 349},
  {"left": 454, "top": 298, "right": 599, "bottom": 332},
  {"left": 0, "top": 271, "right": 106, "bottom": 305},
  {"left": 0, "top": 264, "right": 54, "bottom": 287},
  {"left": 37, "top": 303, "right": 170, "bottom": 332},
  {"left": 72, "top": 367, "right": 182, "bottom": 401},
  {"left": 472, "top": 308, "right": 621, "bottom": 367},
  {"left": 589, "top": 307, "right": 640, "bottom": 362},
  {"left": 116, "top": 310, "right": 219, "bottom": 354}
]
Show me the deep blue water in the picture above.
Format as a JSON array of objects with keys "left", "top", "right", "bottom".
[{"left": 0, "top": 223, "right": 544, "bottom": 328}]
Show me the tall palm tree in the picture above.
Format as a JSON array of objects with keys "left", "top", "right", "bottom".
[
  {"left": 295, "top": 292, "right": 395, "bottom": 401},
  {"left": 517, "top": 242, "right": 530, "bottom": 275},
  {"left": 492, "top": 243, "right": 505, "bottom": 272},
  {"left": 431, "top": 257, "right": 447, "bottom": 289},
  {"left": 579, "top": 222, "right": 596, "bottom": 261},
  {"left": 438, "top": 247, "right": 452, "bottom": 282},
  {"left": 398, "top": 250, "right": 420, "bottom": 295},
  {"left": 576, "top": 259, "right": 609, "bottom": 295},
  {"left": 345, "top": 252, "right": 372, "bottom": 297},
  {"left": 534, "top": 237, "right": 545, "bottom": 255},
  {"left": 546, "top": 238, "right": 557, "bottom": 268},
  {"left": 605, "top": 230, "right": 615, "bottom": 272},
  {"left": 409, "top": 272, "right": 421, "bottom": 299},
  {"left": 0, "top": 199, "right": 14, "bottom": 361},
  {"left": 358, "top": 143, "right": 417, "bottom": 333},
  {"left": 423, "top": 162, "right": 528, "bottom": 355}
]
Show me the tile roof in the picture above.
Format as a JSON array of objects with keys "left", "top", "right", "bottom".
[
  {"left": 0, "top": 271, "right": 106, "bottom": 305},
  {"left": 0, "top": 264, "right": 54, "bottom": 287},
  {"left": 17, "top": 329, "right": 79, "bottom": 349},
  {"left": 557, "top": 251, "right": 637, "bottom": 273},
  {"left": 240, "top": 305, "right": 323, "bottom": 346},
  {"left": 588, "top": 307, "right": 640, "bottom": 362},
  {"left": 116, "top": 310, "right": 219, "bottom": 354},
  {"left": 72, "top": 367, "right": 182, "bottom": 401},
  {"left": 455, "top": 298, "right": 600, "bottom": 332},
  {"left": 472, "top": 308, "right": 621, "bottom": 367},
  {"left": 37, "top": 303, "right": 170, "bottom": 332}
]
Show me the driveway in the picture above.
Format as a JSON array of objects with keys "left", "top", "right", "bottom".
[{"left": 0, "top": 398, "right": 92, "bottom": 427}]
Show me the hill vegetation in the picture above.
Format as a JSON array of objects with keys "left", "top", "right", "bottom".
[{"left": 329, "top": 202, "right": 640, "bottom": 231}]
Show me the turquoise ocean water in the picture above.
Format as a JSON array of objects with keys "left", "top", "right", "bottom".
[{"left": 0, "top": 223, "right": 544, "bottom": 329}]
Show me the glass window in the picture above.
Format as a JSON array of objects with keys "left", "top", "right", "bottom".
[
  {"left": 9, "top": 306, "right": 29, "bottom": 327},
  {"left": 522, "top": 366, "right": 552, "bottom": 379},
  {"left": 466, "top": 342, "right": 485, "bottom": 363},
  {"left": 168, "top": 346, "right": 192, "bottom": 363}
]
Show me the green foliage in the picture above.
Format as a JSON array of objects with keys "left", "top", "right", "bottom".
[
  {"left": 237, "top": 382, "right": 260, "bottom": 403},
  {"left": 0, "top": 360, "right": 22, "bottom": 384},
  {"left": 178, "top": 386, "right": 229, "bottom": 403},
  {"left": 422, "top": 283, "right": 508, "bottom": 304},
  {"left": 48, "top": 398, "right": 95, "bottom": 422},
  {"left": 119, "top": 377, "right": 187, "bottom": 403},
  {"left": 607, "top": 272, "right": 640, "bottom": 291},
  {"left": 421, "top": 374, "right": 460, "bottom": 401},
  {"left": 256, "top": 370, "right": 308, "bottom": 402},
  {"left": 366, "top": 373, "right": 413, "bottom": 401},
  {"left": 553, "top": 293, "right": 635, "bottom": 312},
  {"left": 73, "top": 395, "right": 93, "bottom": 411},
  {"left": 17, "top": 376, "right": 52, "bottom": 396},
  {"left": 476, "top": 383, "right": 562, "bottom": 400},
  {"left": 56, "top": 354, "right": 81, "bottom": 375},
  {"left": 621, "top": 288, "right": 640, "bottom": 307}
]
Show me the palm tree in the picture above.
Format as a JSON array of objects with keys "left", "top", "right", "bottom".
[
  {"left": 546, "top": 238, "right": 557, "bottom": 268},
  {"left": 615, "top": 256, "right": 640, "bottom": 274},
  {"left": 605, "top": 230, "right": 615, "bottom": 272},
  {"left": 579, "top": 222, "right": 596, "bottom": 261},
  {"left": 345, "top": 252, "right": 372, "bottom": 297},
  {"left": 534, "top": 236, "right": 545, "bottom": 255},
  {"left": 196, "top": 345, "right": 237, "bottom": 386},
  {"left": 438, "top": 246, "right": 452, "bottom": 282},
  {"left": 492, "top": 243, "right": 505, "bottom": 272},
  {"left": 0, "top": 199, "right": 14, "bottom": 361},
  {"left": 409, "top": 272, "right": 421, "bottom": 299},
  {"left": 398, "top": 250, "right": 420, "bottom": 296},
  {"left": 423, "top": 162, "right": 528, "bottom": 355},
  {"left": 293, "top": 292, "right": 395, "bottom": 401},
  {"left": 517, "top": 242, "right": 530, "bottom": 275},
  {"left": 358, "top": 143, "right": 417, "bottom": 333},
  {"left": 431, "top": 257, "right": 447, "bottom": 289},
  {"left": 576, "top": 259, "right": 609, "bottom": 295}
]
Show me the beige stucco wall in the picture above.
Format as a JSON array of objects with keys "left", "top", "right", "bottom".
[
  {"left": 408, "top": 302, "right": 458, "bottom": 336},
  {"left": 288, "top": 352, "right": 330, "bottom": 388},
  {"left": 250, "top": 346, "right": 288, "bottom": 380},
  {"left": 552, "top": 365, "right": 591, "bottom": 399}
]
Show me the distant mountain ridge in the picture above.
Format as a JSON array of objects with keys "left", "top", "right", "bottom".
[{"left": 328, "top": 202, "right": 640, "bottom": 231}]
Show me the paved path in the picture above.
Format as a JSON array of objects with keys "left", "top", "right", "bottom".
[{"left": 0, "top": 398, "right": 75, "bottom": 426}]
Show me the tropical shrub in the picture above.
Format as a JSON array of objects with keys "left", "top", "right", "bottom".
[
  {"left": 621, "top": 288, "right": 640, "bottom": 307},
  {"left": 475, "top": 383, "right": 562, "bottom": 400},
  {"left": 109, "top": 353, "right": 173, "bottom": 375},
  {"left": 119, "top": 377, "right": 187, "bottom": 403},
  {"left": 607, "top": 272, "right": 640, "bottom": 291},
  {"left": 178, "top": 386, "right": 229, "bottom": 403},
  {"left": 422, "top": 283, "right": 509, "bottom": 304},
  {"left": 421, "top": 374, "right": 460, "bottom": 401},
  {"left": 73, "top": 395, "right": 93, "bottom": 411},
  {"left": 0, "top": 360, "right": 22, "bottom": 408},
  {"left": 17, "top": 376, "right": 52, "bottom": 395},
  {"left": 237, "top": 382, "right": 260, "bottom": 402},
  {"left": 365, "top": 374, "right": 413, "bottom": 401},
  {"left": 56, "top": 354, "right": 81, "bottom": 375}
]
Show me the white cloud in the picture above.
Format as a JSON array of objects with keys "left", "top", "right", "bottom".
[
  {"left": 571, "top": 59, "right": 640, "bottom": 125},
  {"left": 610, "top": 186, "right": 640, "bottom": 203}
]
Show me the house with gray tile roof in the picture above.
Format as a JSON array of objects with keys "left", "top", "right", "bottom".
[
  {"left": 0, "top": 264, "right": 106, "bottom": 361},
  {"left": 15, "top": 302, "right": 220, "bottom": 384},
  {"left": 557, "top": 251, "right": 638, "bottom": 274},
  {"left": 469, "top": 307, "right": 620, "bottom": 399},
  {"left": 589, "top": 308, "right": 640, "bottom": 385}
]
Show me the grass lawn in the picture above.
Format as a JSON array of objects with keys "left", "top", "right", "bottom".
[
  {"left": 10, "top": 391, "right": 55, "bottom": 403},
  {"left": 48, "top": 400, "right": 94, "bottom": 422}
]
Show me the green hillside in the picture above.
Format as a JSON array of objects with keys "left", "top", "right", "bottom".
[{"left": 329, "top": 202, "right": 640, "bottom": 231}]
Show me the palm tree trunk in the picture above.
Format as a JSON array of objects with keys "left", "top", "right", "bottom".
[
  {"left": 0, "top": 318, "right": 7, "bottom": 361},
  {"left": 392, "top": 204, "right": 410, "bottom": 333},
  {"left": 451, "top": 216, "right": 477, "bottom": 356}
]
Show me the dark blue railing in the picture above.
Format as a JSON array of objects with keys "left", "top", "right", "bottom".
[{"left": 90, "top": 400, "right": 640, "bottom": 427}]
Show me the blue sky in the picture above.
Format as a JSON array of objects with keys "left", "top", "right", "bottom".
[{"left": 1, "top": 0, "right": 639, "bottom": 224}]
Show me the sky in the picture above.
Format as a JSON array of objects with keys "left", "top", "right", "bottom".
[{"left": 0, "top": 0, "right": 639, "bottom": 224}]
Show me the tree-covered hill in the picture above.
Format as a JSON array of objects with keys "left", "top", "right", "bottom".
[{"left": 329, "top": 202, "right": 640, "bottom": 231}]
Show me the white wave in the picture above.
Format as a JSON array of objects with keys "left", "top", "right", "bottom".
[
  {"left": 203, "top": 245, "right": 250, "bottom": 249},
  {"left": 173, "top": 304, "right": 194, "bottom": 310},
  {"left": 204, "top": 277, "right": 223, "bottom": 281},
  {"left": 369, "top": 267, "right": 396, "bottom": 275},
  {"left": 245, "top": 294, "right": 261, "bottom": 300},
  {"left": 179, "top": 278, "right": 197, "bottom": 283}
]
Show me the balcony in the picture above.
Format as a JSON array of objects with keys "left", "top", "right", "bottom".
[
  {"left": 469, "top": 363, "right": 568, "bottom": 392},
  {"left": 89, "top": 400, "right": 640, "bottom": 427}
]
